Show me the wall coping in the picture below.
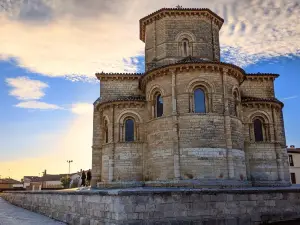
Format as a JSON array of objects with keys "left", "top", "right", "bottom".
[{"left": 4, "top": 186, "right": 300, "bottom": 196}]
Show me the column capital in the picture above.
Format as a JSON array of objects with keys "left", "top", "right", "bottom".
[{"left": 169, "top": 68, "right": 177, "bottom": 74}]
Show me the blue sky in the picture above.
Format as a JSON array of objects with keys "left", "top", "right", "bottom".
[{"left": 0, "top": 0, "right": 299, "bottom": 179}]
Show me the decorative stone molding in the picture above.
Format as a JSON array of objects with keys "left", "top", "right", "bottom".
[
  {"left": 245, "top": 73, "right": 279, "bottom": 81},
  {"left": 140, "top": 62, "right": 245, "bottom": 91},
  {"left": 140, "top": 8, "right": 224, "bottom": 42},
  {"left": 175, "top": 31, "right": 197, "bottom": 42},
  {"left": 241, "top": 97, "right": 283, "bottom": 110},
  {"left": 95, "top": 72, "right": 143, "bottom": 81},
  {"left": 147, "top": 84, "right": 166, "bottom": 101},
  {"left": 95, "top": 96, "right": 146, "bottom": 111}
]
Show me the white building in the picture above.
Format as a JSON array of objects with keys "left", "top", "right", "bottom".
[{"left": 288, "top": 145, "right": 300, "bottom": 184}]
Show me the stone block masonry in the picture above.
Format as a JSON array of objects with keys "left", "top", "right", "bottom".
[{"left": 3, "top": 187, "right": 300, "bottom": 225}]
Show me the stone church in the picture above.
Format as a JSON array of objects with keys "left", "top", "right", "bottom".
[{"left": 91, "top": 7, "right": 291, "bottom": 188}]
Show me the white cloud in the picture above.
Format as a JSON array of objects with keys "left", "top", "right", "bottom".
[
  {"left": 5, "top": 76, "right": 63, "bottom": 110},
  {"left": 15, "top": 100, "right": 62, "bottom": 109},
  {"left": 70, "top": 103, "right": 93, "bottom": 115},
  {"left": 282, "top": 95, "right": 298, "bottom": 100},
  {"left": 0, "top": 0, "right": 299, "bottom": 78},
  {"left": 5, "top": 76, "right": 48, "bottom": 100},
  {"left": 218, "top": 0, "right": 300, "bottom": 66}
]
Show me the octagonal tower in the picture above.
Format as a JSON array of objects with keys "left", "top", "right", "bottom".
[{"left": 140, "top": 8, "right": 224, "bottom": 71}]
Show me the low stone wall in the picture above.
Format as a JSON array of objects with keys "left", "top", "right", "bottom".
[{"left": 2, "top": 187, "right": 300, "bottom": 225}]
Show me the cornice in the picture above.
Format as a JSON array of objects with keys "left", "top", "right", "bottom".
[
  {"left": 95, "top": 96, "right": 146, "bottom": 111},
  {"left": 95, "top": 72, "right": 143, "bottom": 81},
  {"left": 241, "top": 97, "right": 283, "bottom": 109},
  {"left": 139, "top": 8, "right": 224, "bottom": 42},
  {"left": 140, "top": 62, "right": 246, "bottom": 91},
  {"left": 245, "top": 73, "right": 279, "bottom": 81}
]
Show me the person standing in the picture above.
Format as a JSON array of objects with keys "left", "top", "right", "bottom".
[
  {"left": 81, "top": 170, "right": 86, "bottom": 187},
  {"left": 87, "top": 169, "right": 92, "bottom": 186}
]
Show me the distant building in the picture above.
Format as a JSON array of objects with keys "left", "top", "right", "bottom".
[
  {"left": 0, "top": 178, "right": 22, "bottom": 189},
  {"left": 287, "top": 145, "right": 300, "bottom": 184},
  {"left": 23, "top": 170, "right": 86, "bottom": 190}
]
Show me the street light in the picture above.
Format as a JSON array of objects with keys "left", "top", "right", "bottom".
[{"left": 67, "top": 160, "right": 73, "bottom": 175}]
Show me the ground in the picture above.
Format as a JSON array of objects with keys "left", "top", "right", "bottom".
[{"left": 0, "top": 197, "right": 65, "bottom": 225}]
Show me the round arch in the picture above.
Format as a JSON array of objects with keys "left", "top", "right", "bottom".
[
  {"left": 175, "top": 31, "right": 197, "bottom": 42},
  {"left": 186, "top": 78, "right": 215, "bottom": 94},
  {"left": 117, "top": 110, "right": 142, "bottom": 124},
  {"left": 147, "top": 84, "right": 166, "bottom": 101},
  {"left": 248, "top": 111, "right": 271, "bottom": 124}
]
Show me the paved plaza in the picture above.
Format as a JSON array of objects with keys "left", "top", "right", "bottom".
[{"left": 0, "top": 197, "right": 65, "bottom": 225}]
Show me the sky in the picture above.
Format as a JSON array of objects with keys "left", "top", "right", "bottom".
[{"left": 0, "top": 0, "right": 299, "bottom": 180}]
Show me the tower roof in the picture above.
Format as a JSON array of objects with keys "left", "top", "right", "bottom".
[{"left": 139, "top": 8, "right": 224, "bottom": 42}]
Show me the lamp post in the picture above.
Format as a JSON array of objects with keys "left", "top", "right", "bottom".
[{"left": 67, "top": 160, "right": 73, "bottom": 175}]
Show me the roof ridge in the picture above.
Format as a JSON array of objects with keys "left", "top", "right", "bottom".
[
  {"left": 95, "top": 72, "right": 144, "bottom": 75},
  {"left": 246, "top": 73, "right": 279, "bottom": 77}
]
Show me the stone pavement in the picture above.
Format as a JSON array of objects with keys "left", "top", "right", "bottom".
[{"left": 0, "top": 197, "right": 65, "bottom": 225}]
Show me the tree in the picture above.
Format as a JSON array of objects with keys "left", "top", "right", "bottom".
[{"left": 60, "top": 176, "right": 71, "bottom": 189}]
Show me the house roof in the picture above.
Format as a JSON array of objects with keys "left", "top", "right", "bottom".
[
  {"left": 95, "top": 72, "right": 143, "bottom": 81},
  {"left": 288, "top": 146, "right": 300, "bottom": 154},
  {"left": 247, "top": 73, "right": 279, "bottom": 77},
  {"left": 0, "top": 178, "right": 22, "bottom": 184},
  {"left": 241, "top": 97, "right": 284, "bottom": 107},
  {"left": 25, "top": 173, "right": 79, "bottom": 182}
]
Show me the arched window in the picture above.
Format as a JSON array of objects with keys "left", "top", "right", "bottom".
[
  {"left": 182, "top": 38, "right": 189, "bottom": 57},
  {"left": 194, "top": 88, "right": 206, "bottom": 113},
  {"left": 125, "top": 118, "right": 134, "bottom": 142},
  {"left": 104, "top": 120, "right": 108, "bottom": 143},
  {"left": 155, "top": 94, "right": 163, "bottom": 118},
  {"left": 254, "top": 119, "right": 264, "bottom": 142}
]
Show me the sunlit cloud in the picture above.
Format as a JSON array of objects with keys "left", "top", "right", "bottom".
[
  {"left": 15, "top": 100, "right": 63, "bottom": 109},
  {"left": 218, "top": 0, "right": 300, "bottom": 66},
  {"left": 5, "top": 76, "right": 48, "bottom": 100},
  {"left": 70, "top": 103, "right": 93, "bottom": 115},
  {"left": 5, "top": 76, "right": 62, "bottom": 109},
  {"left": 0, "top": 101, "right": 93, "bottom": 180},
  {"left": 0, "top": 0, "right": 299, "bottom": 80}
]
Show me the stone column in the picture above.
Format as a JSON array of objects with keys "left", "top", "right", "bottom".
[
  {"left": 91, "top": 106, "right": 102, "bottom": 188},
  {"left": 171, "top": 69, "right": 180, "bottom": 179},
  {"left": 272, "top": 106, "right": 284, "bottom": 181},
  {"left": 222, "top": 69, "right": 235, "bottom": 179},
  {"left": 109, "top": 106, "right": 116, "bottom": 182}
]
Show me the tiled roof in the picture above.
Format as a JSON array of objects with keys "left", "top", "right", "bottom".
[
  {"left": 95, "top": 72, "right": 144, "bottom": 76},
  {"left": 177, "top": 56, "right": 212, "bottom": 63},
  {"left": 25, "top": 174, "right": 76, "bottom": 182},
  {"left": 246, "top": 73, "right": 279, "bottom": 78},
  {"left": 146, "top": 58, "right": 246, "bottom": 75},
  {"left": 0, "top": 178, "right": 21, "bottom": 184},
  {"left": 139, "top": 8, "right": 224, "bottom": 41},
  {"left": 93, "top": 97, "right": 101, "bottom": 105},
  {"left": 141, "top": 8, "right": 224, "bottom": 22},
  {"left": 241, "top": 97, "right": 284, "bottom": 106},
  {"left": 288, "top": 148, "right": 300, "bottom": 153},
  {"left": 96, "top": 95, "right": 146, "bottom": 106}
]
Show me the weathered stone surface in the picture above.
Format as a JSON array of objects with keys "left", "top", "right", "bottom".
[
  {"left": 92, "top": 7, "right": 290, "bottom": 188},
  {"left": 3, "top": 188, "right": 300, "bottom": 225}
]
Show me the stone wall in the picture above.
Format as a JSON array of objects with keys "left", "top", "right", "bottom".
[
  {"left": 100, "top": 79, "right": 142, "bottom": 102},
  {"left": 3, "top": 188, "right": 300, "bottom": 225},
  {"left": 240, "top": 78, "right": 275, "bottom": 98},
  {"left": 144, "top": 17, "right": 221, "bottom": 70}
]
